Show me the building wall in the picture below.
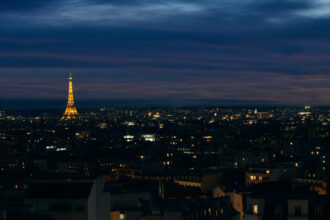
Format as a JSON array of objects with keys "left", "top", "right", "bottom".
[
  {"left": 212, "top": 187, "right": 244, "bottom": 220},
  {"left": 228, "top": 193, "right": 244, "bottom": 220},
  {"left": 212, "top": 186, "right": 226, "bottom": 198},
  {"left": 126, "top": 211, "right": 143, "bottom": 220},
  {"left": 26, "top": 198, "right": 88, "bottom": 220},
  {"left": 163, "top": 211, "right": 181, "bottom": 220},
  {"left": 288, "top": 199, "right": 308, "bottom": 220},
  {"left": 111, "top": 192, "right": 151, "bottom": 208},
  {"left": 88, "top": 181, "right": 97, "bottom": 220},
  {"left": 246, "top": 172, "right": 268, "bottom": 185},
  {"left": 244, "top": 215, "right": 263, "bottom": 220},
  {"left": 245, "top": 197, "right": 264, "bottom": 220},
  {"left": 88, "top": 177, "right": 111, "bottom": 220}
]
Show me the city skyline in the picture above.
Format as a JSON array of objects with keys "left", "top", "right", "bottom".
[
  {"left": 1, "top": 0, "right": 330, "bottom": 105},
  {"left": 1, "top": 2, "right": 329, "bottom": 218}
]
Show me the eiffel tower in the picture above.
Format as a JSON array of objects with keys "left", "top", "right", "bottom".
[{"left": 62, "top": 73, "right": 78, "bottom": 119}]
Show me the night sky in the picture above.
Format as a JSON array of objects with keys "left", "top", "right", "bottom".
[{"left": 1, "top": 0, "right": 330, "bottom": 105}]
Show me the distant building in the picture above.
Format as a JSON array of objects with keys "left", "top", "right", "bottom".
[
  {"left": 245, "top": 168, "right": 281, "bottom": 185},
  {"left": 244, "top": 192, "right": 328, "bottom": 220},
  {"left": 257, "top": 112, "right": 270, "bottom": 120}
]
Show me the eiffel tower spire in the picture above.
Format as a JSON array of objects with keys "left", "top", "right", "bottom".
[{"left": 62, "top": 73, "right": 78, "bottom": 119}]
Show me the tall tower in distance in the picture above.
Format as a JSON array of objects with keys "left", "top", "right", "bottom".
[{"left": 62, "top": 73, "right": 78, "bottom": 119}]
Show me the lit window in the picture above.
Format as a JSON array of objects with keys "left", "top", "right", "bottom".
[
  {"left": 120, "top": 213, "right": 125, "bottom": 220},
  {"left": 253, "top": 204, "right": 258, "bottom": 214}
]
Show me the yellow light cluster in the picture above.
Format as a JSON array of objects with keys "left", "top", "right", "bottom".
[{"left": 62, "top": 74, "right": 79, "bottom": 119}]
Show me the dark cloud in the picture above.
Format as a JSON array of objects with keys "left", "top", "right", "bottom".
[
  {"left": 0, "top": 0, "right": 330, "bottom": 104},
  {"left": 256, "top": 0, "right": 313, "bottom": 13},
  {"left": 0, "top": 0, "right": 56, "bottom": 12}
]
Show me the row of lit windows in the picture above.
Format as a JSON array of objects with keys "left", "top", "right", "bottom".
[{"left": 249, "top": 176, "right": 263, "bottom": 181}]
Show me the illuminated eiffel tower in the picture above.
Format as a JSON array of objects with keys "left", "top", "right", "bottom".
[{"left": 62, "top": 73, "right": 78, "bottom": 119}]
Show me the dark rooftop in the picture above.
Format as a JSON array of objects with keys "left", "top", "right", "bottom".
[{"left": 27, "top": 180, "right": 93, "bottom": 199}]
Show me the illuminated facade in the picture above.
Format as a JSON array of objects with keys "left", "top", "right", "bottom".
[{"left": 62, "top": 73, "right": 78, "bottom": 119}]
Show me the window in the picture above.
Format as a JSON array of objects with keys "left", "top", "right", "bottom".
[
  {"left": 315, "top": 207, "right": 323, "bottom": 217},
  {"left": 76, "top": 205, "right": 84, "bottom": 212},
  {"left": 253, "top": 204, "right": 259, "bottom": 214},
  {"left": 295, "top": 206, "right": 302, "bottom": 216},
  {"left": 274, "top": 206, "right": 282, "bottom": 218},
  {"left": 120, "top": 213, "right": 125, "bottom": 220}
]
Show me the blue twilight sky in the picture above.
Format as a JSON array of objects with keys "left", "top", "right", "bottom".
[{"left": 1, "top": 0, "right": 330, "bottom": 105}]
